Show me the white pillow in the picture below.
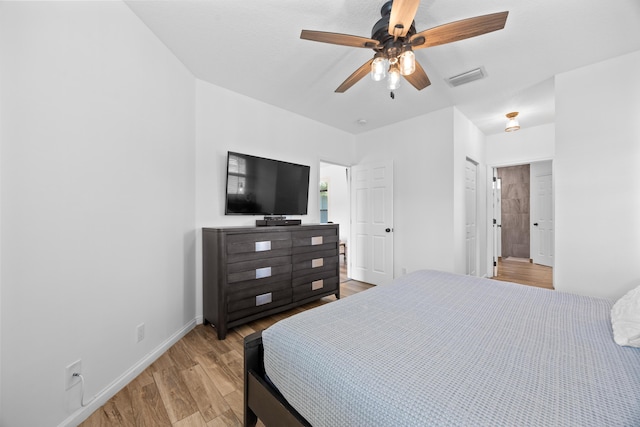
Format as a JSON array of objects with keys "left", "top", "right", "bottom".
[{"left": 611, "top": 285, "right": 640, "bottom": 347}]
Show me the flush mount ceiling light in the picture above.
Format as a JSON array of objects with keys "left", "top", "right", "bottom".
[
  {"left": 505, "top": 112, "right": 520, "bottom": 132},
  {"left": 300, "top": 1, "right": 509, "bottom": 93}
]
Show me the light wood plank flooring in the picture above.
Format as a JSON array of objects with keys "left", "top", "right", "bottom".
[
  {"left": 79, "top": 278, "right": 372, "bottom": 427},
  {"left": 491, "top": 257, "right": 553, "bottom": 290},
  {"left": 79, "top": 258, "right": 551, "bottom": 426}
]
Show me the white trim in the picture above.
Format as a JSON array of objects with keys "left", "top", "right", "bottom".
[
  {"left": 57, "top": 319, "right": 197, "bottom": 427},
  {"left": 487, "top": 156, "right": 554, "bottom": 169}
]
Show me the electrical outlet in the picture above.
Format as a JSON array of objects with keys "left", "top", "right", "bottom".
[
  {"left": 402, "top": 267, "right": 407, "bottom": 275},
  {"left": 65, "top": 359, "right": 82, "bottom": 390},
  {"left": 136, "top": 323, "right": 145, "bottom": 343}
]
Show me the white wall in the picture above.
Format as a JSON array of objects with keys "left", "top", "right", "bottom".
[
  {"left": 195, "top": 80, "right": 355, "bottom": 321},
  {"left": 320, "top": 163, "right": 350, "bottom": 242},
  {"left": 486, "top": 123, "right": 555, "bottom": 167},
  {"left": 0, "top": 3, "right": 196, "bottom": 426},
  {"left": 555, "top": 49, "right": 640, "bottom": 299},
  {"left": 354, "top": 108, "right": 454, "bottom": 276},
  {"left": 453, "top": 108, "right": 488, "bottom": 276},
  {"left": 353, "top": 107, "right": 487, "bottom": 279}
]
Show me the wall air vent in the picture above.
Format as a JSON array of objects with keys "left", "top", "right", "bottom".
[{"left": 446, "top": 67, "right": 485, "bottom": 87}]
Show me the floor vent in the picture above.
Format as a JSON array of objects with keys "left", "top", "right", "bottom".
[{"left": 447, "top": 67, "right": 485, "bottom": 87}]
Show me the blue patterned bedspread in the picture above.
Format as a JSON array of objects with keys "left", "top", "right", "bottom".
[{"left": 262, "top": 270, "right": 640, "bottom": 426}]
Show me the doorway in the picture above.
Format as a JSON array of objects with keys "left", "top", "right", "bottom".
[
  {"left": 319, "top": 161, "right": 350, "bottom": 282},
  {"left": 491, "top": 161, "right": 554, "bottom": 287}
]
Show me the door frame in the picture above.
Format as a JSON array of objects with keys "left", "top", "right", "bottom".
[
  {"left": 465, "top": 158, "right": 479, "bottom": 276},
  {"left": 491, "top": 171, "right": 502, "bottom": 277},
  {"left": 486, "top": 159, "right": 555, "bottom": 280},
  {"left": 319, "top": 160, "right": 352, "bottom": 278},
  {"left": 530, "top": 160, "right": 554, "bottom": 266}
]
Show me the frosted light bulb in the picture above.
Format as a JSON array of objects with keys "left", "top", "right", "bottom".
[
  {"left": 387, "top": 68, "right": 401, "bottom": 90},
  {"left": 399, "top": 50, "right": 415, "bottom": 76},
  {"left": 371, "top": 57, "right": 389, "bottom": 82}
]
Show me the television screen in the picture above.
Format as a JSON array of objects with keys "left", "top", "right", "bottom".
[{"left": 225, "top": 152, "right": 310, "bottom": 215}]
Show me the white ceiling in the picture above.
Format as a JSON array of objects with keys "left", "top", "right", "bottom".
[{"left": 125, "top": 0, "right": 640, "bottom": 135}]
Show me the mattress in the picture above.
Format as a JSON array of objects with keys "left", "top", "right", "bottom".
[{"left": 262, "top": 270, "right": 640, "bottom": 426}]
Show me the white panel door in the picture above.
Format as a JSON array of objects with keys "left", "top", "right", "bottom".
[
  {"left": 465, "top": 160, "right": 478, "bottom": 276},
  {"left": 350, "top": 161, "right": 394, "bottom": 285},
  {"left": 531, "top": 168, "right": 554, "bottom": 267}
]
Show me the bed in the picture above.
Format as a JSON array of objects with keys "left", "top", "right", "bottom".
[{"left": 243, "top": 270, "right": 640, "bottom": 426}]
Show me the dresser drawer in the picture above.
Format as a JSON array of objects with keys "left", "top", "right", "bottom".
[
  {"left": 292, "top": 266, "right": 338, "bottom": 287},
  {"left": 227, "top": 232, "right": 292, "bottom": 263},
  {"left": 226, "top": 273, "right": 292, "bottom": 296},
  {"left": 291, "top": 241, "right": 337, "bottom": 255},
  {"left": 292, "top": 248, "right": 338, "bottom": 268},
  {"left": 292, "top": 275, "right": 339, "bottom": 302},
  {"left": 228, "top": 286, "right": 292, "bottom": 321},
  {"left": 292, "top": 264, "right": 337, "bottom": 284},
  {"left": 227, "top": 255, "right": 291, "bottom": 284},
  {"left": 291, "top": 228, "right": 338, "bottom": 249}
]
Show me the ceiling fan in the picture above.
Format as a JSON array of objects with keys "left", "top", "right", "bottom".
[{"left": 300, "top": 0, "right": 508, "bottom": 93}]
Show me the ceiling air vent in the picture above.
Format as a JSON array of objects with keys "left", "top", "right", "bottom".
[{"left": 446, "top": 67, "right": 485, "bottom": 87}]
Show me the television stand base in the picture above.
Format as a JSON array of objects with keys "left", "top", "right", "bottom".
[{"left": 255, "top": 219, "right": 302, "bottom": 226}]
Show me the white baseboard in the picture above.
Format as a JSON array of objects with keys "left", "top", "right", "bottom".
[{"left": 58, "top": 319, "right": 197, "bottom": 427}]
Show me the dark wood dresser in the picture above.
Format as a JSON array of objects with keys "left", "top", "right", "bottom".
[{"left": 202, "top": 224, "right": 340, "bottom": 339}]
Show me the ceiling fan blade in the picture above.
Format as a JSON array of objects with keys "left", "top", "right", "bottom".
[
  {"left": 410, "top": 11, "right": 508, "bottom": 49},
  {"left": 301, "top": 30, "right": 381, "bottom": 49},
  {"left": 404, "top": 61, "right": 431, "bottom": 90},
  {"left": 335, "top": 58, "right": 374, "bottom": 93},
  {"left": 388, "top": 0, "right": 421, "bottom": 39}
]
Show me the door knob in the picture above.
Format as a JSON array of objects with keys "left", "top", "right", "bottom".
[
  {"left": 385, "top": 228, "right": 391, "bottom": 233},
  {"left": 533, "top": 223, "right": 539, "bottom": 226}
]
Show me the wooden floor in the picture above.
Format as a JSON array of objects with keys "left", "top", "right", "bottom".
[
  {"left": 79, "top": 277, "right": 372, "bottom": 427},
  {"left": 491, "top": 257, "right": 553, "bottom": 290},
  {"left": 80, "top": 256, "right": 550, "bottom": 426}
]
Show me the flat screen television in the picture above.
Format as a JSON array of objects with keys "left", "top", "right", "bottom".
[{"left": 225, "top": 151, "right": 310, "bottom": 215}]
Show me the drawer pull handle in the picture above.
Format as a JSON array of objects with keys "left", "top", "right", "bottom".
[
  {"left": 311, "top": 258, "right": 324, "bottom": 268},
  {"left": 311, "top": 280, "right": 324, "bottom": 291},
  {"left": 255, "top": 293, "right": 272, "bottom": 306},
  {"left": 311, "top": 236, "right": 323, "bottom": 245},
  {"left": 255, "top": 267, "right": 272, "bottom": 279},
  {"left": 255, "top": 241, "right": 271, "bottom": 252}
]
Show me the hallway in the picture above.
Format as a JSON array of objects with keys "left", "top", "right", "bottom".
[{"left": 491, "top": 258, "right": 553, "bottom": 290}]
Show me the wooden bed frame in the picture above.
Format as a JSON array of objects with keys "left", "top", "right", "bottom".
[{"left": 244, "top": 331, "right": 311, "bottom": 427}]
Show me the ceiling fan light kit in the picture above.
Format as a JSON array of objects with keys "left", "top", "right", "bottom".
[
  {"left": 505, "top": 112, "right": 520, "bottom": 132},
  {"left": 299, "top": 0, "right": 509, "bottom": 94}
]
